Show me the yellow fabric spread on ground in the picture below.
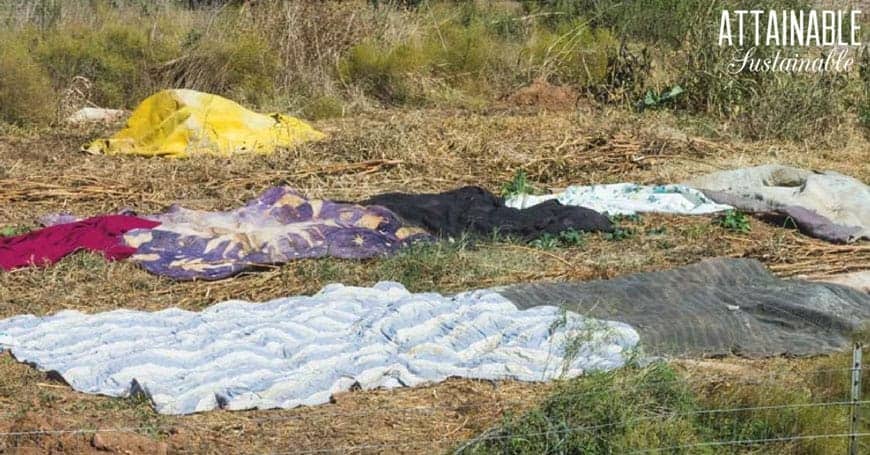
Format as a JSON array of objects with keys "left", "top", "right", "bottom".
[{"left": 83, "top": 89, "right": 325, "bottom": 158}]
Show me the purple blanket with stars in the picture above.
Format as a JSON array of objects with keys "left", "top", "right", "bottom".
[{"left": 122, "top": 187, "right": 430, "bottom": 280}]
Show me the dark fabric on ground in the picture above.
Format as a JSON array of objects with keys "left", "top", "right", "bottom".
[
  {"left": 496, "top": 258, "right": 870, "bottom": 358},
  {"left": 360, "top": 186, "right": 613, "bottom": 239}
]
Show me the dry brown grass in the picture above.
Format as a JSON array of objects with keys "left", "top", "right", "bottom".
[
  {"left": 0, "top": 352, "right": 553, "bottom": 454},
  {"left": 0, "top": 106, "right": 868, "bottom": 453}
]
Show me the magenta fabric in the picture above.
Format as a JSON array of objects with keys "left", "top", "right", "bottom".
[{"left": 0, "top": 215, "right": 160, "bottom": 271}]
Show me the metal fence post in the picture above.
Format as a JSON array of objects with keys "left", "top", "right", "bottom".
[{"left": 850, "top": 343, "right": 862, "bottom": 455}]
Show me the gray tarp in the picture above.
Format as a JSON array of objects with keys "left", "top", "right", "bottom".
[
  {"left": 686, "top": 165, "right": 870, "bottom": 243},
  {"left": 497, "top": 258, "right": 870, "bottom": 358}
]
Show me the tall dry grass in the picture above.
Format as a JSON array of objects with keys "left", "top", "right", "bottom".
[{"left": 0, "top": 0, "right": 867, "bottom": 142}]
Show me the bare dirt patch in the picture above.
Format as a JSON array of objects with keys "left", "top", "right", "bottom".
[{"left": 504, "top": 78, "right": 582, "bottom": 112}]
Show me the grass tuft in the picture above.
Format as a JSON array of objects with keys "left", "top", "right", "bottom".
[{"left": 457, "top": 363, "right": 706, "bottom": 454}]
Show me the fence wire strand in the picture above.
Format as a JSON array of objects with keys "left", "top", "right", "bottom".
[{"left": 0, "top": 359, "right": 867, "bottom": 453}]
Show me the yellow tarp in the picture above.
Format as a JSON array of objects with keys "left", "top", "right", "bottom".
[{"left": 83, "top": 89, "right": 325, "bottom": 158}]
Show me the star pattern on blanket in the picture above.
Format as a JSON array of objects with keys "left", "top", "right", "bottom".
[{"left": 125, "top": 187, "right": 431, "bottom": 280}]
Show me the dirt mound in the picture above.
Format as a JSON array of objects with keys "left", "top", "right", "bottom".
[
  {"left": 506, "top": 78, "right": 580, "bottom": 111},
  {"left": 0, "top": 411, "right": 167, "bottom": 454}
]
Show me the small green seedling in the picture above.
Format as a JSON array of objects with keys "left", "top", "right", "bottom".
[
  {"left": 558, "top": 229, "right": 586, "bottom": 247},
  {"left": 529, "top": 229, "right": 587, "bottom": 250},
  {"left": 529, "top": 233, "right": 560, "bottom": 250},
  {"left": 717, "top": 210, "right": 751, "bottom": 233},
  {"left": 604, "top": 226, "right": 636, "bottom": 241},
  {"left": 501, "top": 169, "right": 536, "bottom": 197}
]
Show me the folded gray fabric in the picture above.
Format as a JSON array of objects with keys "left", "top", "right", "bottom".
[
  {"left": 497, "top": 258, "right": 870, "bottom": 358},
  {"left": 686, "top": 165, "right": 869, "bottom": 243}
]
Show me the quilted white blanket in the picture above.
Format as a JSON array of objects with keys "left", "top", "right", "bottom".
[{"left": 0, "top": 282, "right": 639, "bottom": 414}]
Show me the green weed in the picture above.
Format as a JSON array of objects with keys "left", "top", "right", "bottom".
[
  {"left": 0, "top": 225, "right": 31, "bottom": 237},
  {"left": 525, "top": 0, "right": 707, "bottom": 47},
  {"left": 604, "top": 227, "right": 636, "bottom": 241},
  {"left": 608, "top": 213, "right": 642, "bottom": 224},
  {"left": 501, "top": 170, "right": 536, "bottom": 198},
  {"left": 529, "top": 233, "right": 560, "bottom": 250},
  {"left": 529, "top": 229, "right": 588, "bottom": 250},
  {"left": 178, "top": 26, "right": 280, "bottom": 106},
  {"left": 524, "top": 19, "right": 617, "bottom": 88},
  {"left": 604, "top": 214, "right": 640, "bottom": 241},
  {"left": 458, "top": 359, "right": 854, "bottom": 454},
  {"left": 717, "top": 210, "right": 751, "bottom": 234},
  {"left": 375, "top": 238, "right": 478, "bottom": 291}
]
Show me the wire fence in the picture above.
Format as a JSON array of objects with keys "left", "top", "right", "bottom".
[{"left": 0, "top": 346, "right": 868, "bottom": 454}]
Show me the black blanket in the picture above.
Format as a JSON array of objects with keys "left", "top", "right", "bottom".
[{"left": 361, "top": 186, "right": 613, "bottom": 239}]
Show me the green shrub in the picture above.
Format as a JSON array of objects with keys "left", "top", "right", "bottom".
[
  {"left": 27, "top": 6, "right": 279, "bottom": 109},
  {"left": 740, "top": 72, "right": 851, "bottom": 141},
  {"left": 338, "top": 40, "right": 426, "bottom": 104},
  {"left": 35, "top": 22, "right": 178, "bottom": 109},
  {"left": 375, "top": 238, "right": 477, "bottom": 292},
  {"left": 176, "top": 24, "right": 280, "bottom": 106},
  {"left": 859, "top": 46, "right": 870, "bottom": 134},
  {"left": 525, "top": 20, "right": 618, "bottom": 87},
  {"left": 457, "top": 363, "right": 707, "bottom": 454},
  {"left": 458, "top": 361, "right": 852, "bottom": 454},
  {"left": 426, "top": 20, "right": 499, "bottom": 79},
  {"left": 671, "top": 0, "right": 849, "bottom": 141},
  {"left": 699, "top": 381, "right": 848, "bottom": 453},
  {"left": 301, "top": 95, "right": 345, "bottom": 120},
  {"left": 523, "top": 0, "right": 705, "bottom": 47},
  {"left": 0, "top": 36, "right": 56, "bottom": 125}
]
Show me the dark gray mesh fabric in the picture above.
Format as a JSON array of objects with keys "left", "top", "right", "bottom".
[{"left": 496, "top": 258, "right": 870, "bottom": 358}]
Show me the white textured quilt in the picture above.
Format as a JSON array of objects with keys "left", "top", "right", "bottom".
[
  {"left": 0, "top": 282, "right": 639, "bottom": 415},
  {"left": 506, "top": 183, "right": 732, "bottom": 215}
]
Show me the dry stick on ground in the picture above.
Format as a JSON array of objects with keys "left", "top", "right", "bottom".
[
  {"left": 498, "top": 244, "right": 575, "bottom": 268},
  {"left": 0, "top": 180, "right": 132, "bottom": 203},
  {"left": 290, "top": 159, "right": 404, "bottom": 179},
  {"left": 0, "top": 160, "right": 405, "bottom": 205},
  {"left": 767, "top": 238, "right": 870, "bottom": 277}
]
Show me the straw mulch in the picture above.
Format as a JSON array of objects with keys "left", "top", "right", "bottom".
[{"left": 0, "top": 107, "right": 867, "bottom": 453}]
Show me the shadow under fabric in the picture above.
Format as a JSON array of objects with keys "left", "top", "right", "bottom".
[{"left": 360, "top": 186, "right": 614, "bottom": 239}]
